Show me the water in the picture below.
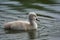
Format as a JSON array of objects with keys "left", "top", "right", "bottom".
[{"left": 0, "top": 0, "right": 60, "bottom": 40}]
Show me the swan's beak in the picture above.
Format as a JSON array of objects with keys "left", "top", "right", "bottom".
[{"left": 36, "top": 18, "right": 40, "bottom": 21}]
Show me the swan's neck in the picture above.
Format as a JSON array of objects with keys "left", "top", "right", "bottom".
[
  {"left": 29, "top": 20, "right": 37, "bottom": 29},
  {"left": 29, "top": 20, "right": 35, "bottom": 25}
]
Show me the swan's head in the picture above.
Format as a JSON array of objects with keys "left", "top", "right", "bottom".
[{"left": 29, "top": 12, "right": 39, "bottom": 21}]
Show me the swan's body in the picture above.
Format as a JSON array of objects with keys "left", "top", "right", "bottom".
[{"left": 4, "top": 12, "right": 39, "bottom": 31}]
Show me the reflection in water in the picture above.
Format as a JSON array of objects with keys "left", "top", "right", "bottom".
[
  {"left": 4, "top": 29, "right": 38, "bottom": 39},
  {"left": 27, "top": 30, "right": 37, "bottom": 39},
  {"left": 4, "top": 29, "right": 26, "bottom": 34}
]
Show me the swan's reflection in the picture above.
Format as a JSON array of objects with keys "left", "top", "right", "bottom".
[
  {"left": 4, "top": 29, "right": 38, "bottom": 39},
  {"left": 4, "top": 29, "right": 26, "bottom": 34},
  {"left": 27, "top": 30, "right": 38, "bottom": 39}
]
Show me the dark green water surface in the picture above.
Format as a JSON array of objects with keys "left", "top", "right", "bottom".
[{"left": 0, "top": 0, "right": 60, "bottom": 40}]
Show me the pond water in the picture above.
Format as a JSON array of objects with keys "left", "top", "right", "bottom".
[{"left": 0, "top": 0, "right": 60, "bottom": 40}]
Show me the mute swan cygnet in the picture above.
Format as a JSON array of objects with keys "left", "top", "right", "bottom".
[{"left": 4, "top": 12, "right": 39, "bottom": 31}]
